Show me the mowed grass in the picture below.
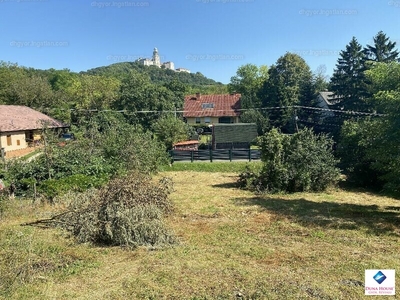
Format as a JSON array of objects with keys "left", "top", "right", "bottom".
[{"left": 0, "top": 171, "right": 399, "bottom": 299}]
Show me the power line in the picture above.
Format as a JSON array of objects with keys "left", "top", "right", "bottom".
[{"left": 38, "top": 105, "right": 386, "bottom": 117}]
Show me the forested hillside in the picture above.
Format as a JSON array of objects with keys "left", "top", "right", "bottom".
[
  {"left": 84, "top": 61, "right": 224, "bottom": 87},
  {"left": 0, "top": 60, "right": 227, "bottom": 125}
]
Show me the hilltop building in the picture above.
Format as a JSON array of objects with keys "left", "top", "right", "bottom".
[
  {"left": 176, "top": 68, "right": 190, "bottom": 73},
  {"left": 137, "top": 47, "right": 189, "bottom": 73}
]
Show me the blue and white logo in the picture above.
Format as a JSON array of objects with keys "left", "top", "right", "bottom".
[{"left": 373, "top": 271, "right": 387, "bottom": 284}]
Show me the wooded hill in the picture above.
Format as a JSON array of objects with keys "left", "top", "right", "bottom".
[
  {"left": 84, "top": 61, "right": 224, "bottom": 87},
  {"left": 0, "top": 59, "right": 227, "bottom": 125}
]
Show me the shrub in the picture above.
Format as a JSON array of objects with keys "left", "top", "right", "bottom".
[
  {"left": 239, "top": 128, "right": 340, "bottom": 193},
  {"left": 38, "top": 174, "right": 109, "bottom": 202},
  {"left": 337, "top": 119, "right": 383, "bottom": 189}
]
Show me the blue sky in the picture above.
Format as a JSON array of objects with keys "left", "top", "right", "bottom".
[{"left": 1, "top": 0, "right": 399, "bottom": 83}]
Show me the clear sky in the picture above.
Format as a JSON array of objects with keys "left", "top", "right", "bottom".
[{"left": 1, "top": 0, "right": 399, "bottom": 83}]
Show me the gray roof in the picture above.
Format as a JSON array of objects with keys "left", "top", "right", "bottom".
[
  {"left": 318, "top": 91, "right": 342, "bottom": 106},
  {"left": 0, "top": 105, "right": 67, "bottom": 132}
]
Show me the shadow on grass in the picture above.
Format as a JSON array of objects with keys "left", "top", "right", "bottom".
[
  {"left": 233, "top": 196, "right": 400, "bottom": 236},
  {"left": 338, "top": 180, "right": 400, "bottom": 201},
  {"left": 212, "top": 181, "right": 240, "bottom": 189}
]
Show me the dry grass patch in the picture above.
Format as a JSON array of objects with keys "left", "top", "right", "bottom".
[{"left": 1, "top": 171, "right": 399, "bottom": 299}]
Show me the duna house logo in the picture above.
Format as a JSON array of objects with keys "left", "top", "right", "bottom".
[{"left": 373, "top": 271, "right": 387, "bottom": 284}]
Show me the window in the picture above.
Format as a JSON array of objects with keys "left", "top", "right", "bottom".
[
  {"left": 201, "top": 103, "right": 214, "bottom": 109},
  {"left": 17, "top": 140, "right": 20, "bottom": 146},
  {"left": 218, "top": 117, "right": 232, "bottom": 124},
  {"left": 195, "top": 117, "right": 201, "bottom": 124},
  {"left": 204, "top": 117, "right": 211, "bottom": 123},
  {"left": 6, "top": 135, "right": 11, "bottom": 146}
]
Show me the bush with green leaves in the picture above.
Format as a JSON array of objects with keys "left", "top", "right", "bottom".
[
  {"left": 1, "top": 115, "right": 170, "bottom": 200},
  {"left": 151, "top": 115, "right": 193, "bottom": 150},
  {"left": 239, "top": 128, "right": 340, "bottom": 193},
  {"left": 337, "top": 119, "right": 383, "bottom": 189}
]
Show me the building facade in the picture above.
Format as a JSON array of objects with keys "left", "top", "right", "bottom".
[
  {"left": 183, "top": 93, "right": 241, "bottom": 125},
  {"left": 0, "top": 105, "right": 67, "bottom": 156},
  {"left": 137, "top": 48, "right": 188, "bottom": 72}
]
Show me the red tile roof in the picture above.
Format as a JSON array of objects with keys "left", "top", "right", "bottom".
[
  {"left": 173, "top": 140, "right": 199, "bottom": 147},
  {"left": 183, "top": 94, "right": 241, "bottom": 117},
  {"left": 0, "top": 105, "right": 67, "bottom": 132}
]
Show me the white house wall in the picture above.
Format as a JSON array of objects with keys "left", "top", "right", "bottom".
[{"left": 0, "top": 131, "right": 28, "bottom": 152}]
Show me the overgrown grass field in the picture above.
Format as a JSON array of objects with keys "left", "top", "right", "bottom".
[{"left": 1, "top": 170, "right": 399, "bottom": 299}]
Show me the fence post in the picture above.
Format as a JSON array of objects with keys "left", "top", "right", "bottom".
[
  {"left": 248, "top": 149, "right": 252, "bottom": 162},
  {"left": 229, "top": 149, "right": 232, "bottom": 162},
  {"left": 209, "top": 149, "right": 213, "bottom": 162},
  {"left": 191, "top": 150, "right": 194, "bottom": 163},
  {"left": 170, "top": 150, "right": 174, "bottom": 163}
]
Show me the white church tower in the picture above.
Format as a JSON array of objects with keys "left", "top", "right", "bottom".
[{"left": 152, "top": 47, "right": 161, "bottom": 67}]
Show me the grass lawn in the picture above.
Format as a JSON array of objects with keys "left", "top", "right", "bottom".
[{"left": 0, "top": 171, "right": 399, "bottom": 299}]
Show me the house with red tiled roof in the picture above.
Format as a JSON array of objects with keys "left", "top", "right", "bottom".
[
  {"left": 0, "top": 105, "right": 67, "bottom": 156},
  {"left": 183, "top": 93, "right": 241, "bottom": 124}
]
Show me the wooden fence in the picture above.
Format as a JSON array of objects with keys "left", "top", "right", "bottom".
[{"left": 169, "top": 149, "right": 261, "bottom": 162}]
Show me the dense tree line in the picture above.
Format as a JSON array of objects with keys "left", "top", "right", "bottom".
[
  {"left": 0, "top": 61, "right": 226, "bottom": 124},
  {"left": 2, "top": 30, "right": 400, "bottom": 195}
]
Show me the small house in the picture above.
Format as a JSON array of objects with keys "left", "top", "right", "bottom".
[
  {"left": 0, "top": 105, "right": 67, "bottom": 157},
  {"left": 183, "top": 93, "right": 241, "bottom": 125},
  {"left": 315, "top": 91, "right": 342, "bottom": 117}
]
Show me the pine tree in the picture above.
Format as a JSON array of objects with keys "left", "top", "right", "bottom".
[
  {"left": 364, "top": 31, "right": 399, "bottom": 63},
  {"left": 330, "top": 37, "right": 369, "bottom": 111}
]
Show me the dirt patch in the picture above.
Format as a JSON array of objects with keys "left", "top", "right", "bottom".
[{"left": 5, "top": 146, "right": 41, "bottom": 159}]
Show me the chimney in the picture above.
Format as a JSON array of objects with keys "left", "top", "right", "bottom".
[{"left": 195, "top": 92, "right": 201, "bottom": 100}]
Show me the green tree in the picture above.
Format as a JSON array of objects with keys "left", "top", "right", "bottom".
[
  {"left": 240, "top": 109, "right": 270, "bottom": 136},
  {"left": 364, "top": 31, "right": 399, "bottom": 63},
  {"left": 0, "top": 62, "right": 24, "bottom": 104},
  {"left": 152, "top": 115, "right": 192, "bottom": 150},
  {"left": 4, "top": 70, "right": 55, "bottom": 109},
  {"left": 228, "top": 64, "right": 268, "bottom": 108},
  {"left": 364, "top": 62, "right": 400, "bottom": 192},
  {"left": 259, "top": 53, "right": 313, "bottom": 130},
  {"left": 330, "top": 37, "right": 369, "bottom": 111},
  {"left": 337, "top": 118, "right": 383, "bottom": 188},
  {"left": 338, "top": 62, "right": 400, "bottom": 193},
  {"left": 71, "top": 75, "right": 120, "bottom": 110},
  {"left": 116, "top": 70, "right": 179, "bottom": 128}
]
